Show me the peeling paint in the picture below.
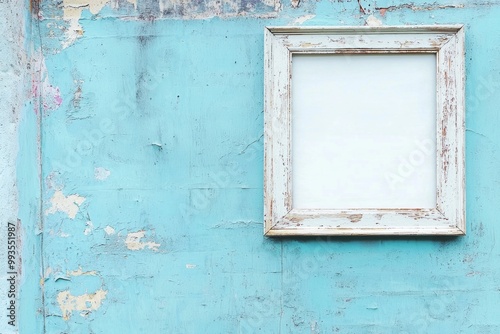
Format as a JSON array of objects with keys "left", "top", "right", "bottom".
[
  {"left": 57, "top": 0, "right": 280, "bottom": 46},
  {"left": 61, "top": 0, "right": 135, "bottom": 48},
  {"left": 374, "top": 3, "right": 465, "bottom": 12},
  {"left": 44, "top": 267, "right": 53, "bottom": 280},
  {"left": 104, "top": 225, "right": 115, "bottom": 235},
  {"left": 156, "top": 0, "right": 280, "bottom": 19},
  {"left": 57, "top": 289, "right": 108, "bottom": 320},
  {"left": 365, "top": 14, "right": 383, "bottom": 26},
  {"left": 45, "top": 190, "right": 85, "bottom": 219},
  {"left": 349, "top": 214, "right": 363, "bottom": 223},
  {"left": 94, "top": 167, "right": 111, "bottom": 180},
  {"left": 18, "top": 0, "right": 500, "bottom": 332},
  {"left": 62, "top": 0, "right": 107, "bottom": 48},
  {"left": 83, "top": 221, "right": 94, "bottom": 235},
  {"left": 292, "top": 14, "right": 315, "bottom": 25},
  {"left": 67, "top": 267, "right": 98, "bottom": 276},
  {"left": 125, "top": 230, "right": 160, "bottom": 251}
]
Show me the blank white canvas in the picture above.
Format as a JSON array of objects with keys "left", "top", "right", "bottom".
[{"left": 292, "top": 54, "right": 437, "bottom": 209}]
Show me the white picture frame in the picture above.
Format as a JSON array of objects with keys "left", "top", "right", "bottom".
[{"left": 264, "top": 25, "right": 465, "bottom": 236}]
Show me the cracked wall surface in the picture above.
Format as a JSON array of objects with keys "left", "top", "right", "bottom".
[{"left": 3, "top": 0, "right": 500, "bottom": 332}]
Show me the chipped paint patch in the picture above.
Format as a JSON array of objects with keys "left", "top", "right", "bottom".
[
  {"left": 62, "top": 0, "right": 109, "bottom": 33},
  {"left": 57, "top": 289, "right": 107, "bottom": 320},
  {"left": 61, "top": 0, "right": 137, "bottom": 48},
  {"left": 67, "top": 267, "right": 98, "bottom": 276},
  {"left": 57, "top": 0, "right": 281, "bottom": 48},
  {"left": 186, "top": 264, "right": 197, "bottom": 269},
  {"left": 365, "top": 14, "right": 383, "bottom": 26},
  {"left": 94, "top": 167, "right": 110, "bottom": 180},
  {"left": 125, "top": 230, "right": 160, "bottom": 251},
  {"left": 45, "top": 190, "right": 85, "bottom": 219},
  {"left": 291, "top": 14, "right": 315, "bottom": 25},
  {"left": 374, "top": 3, "right": 464, "bottom": 13},
  {"left": 104, "top": 225, "right": 115, "bottom": 235},
  {"left": 84, "top": 221, "right": 94, "bottom": 235},
  {"left": 44, "top": 267, "right": 53, "bottom": 279}
]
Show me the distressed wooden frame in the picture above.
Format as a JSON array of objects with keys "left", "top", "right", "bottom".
[{"left": 264, "top": 25, "right": 465, "bottom": 236}]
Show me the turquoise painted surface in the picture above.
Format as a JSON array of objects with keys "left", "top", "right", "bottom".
[
  {"left": 1, "top": 0, "right": 43, "bottom": 332},
  {"left": 13, "top": 0, "right": 500, "bottom": 332}
]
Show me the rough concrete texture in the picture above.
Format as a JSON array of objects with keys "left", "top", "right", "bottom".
[
  {"left": 3, "top": 0, "right": 500, "bottom": 332},
  {"left": 0, "top": 0, "right": 25, "bottom": 331}
]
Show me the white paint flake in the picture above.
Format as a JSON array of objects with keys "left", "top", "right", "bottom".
[
  {"left": 365, "top": 15, "right": 383, "bottom": 27},
  {"left": 62, "top": 0, "right": 108, "bottom": 48},
  {"left": 45, "top": 190, "right": 85, "bottom": 219},
  {"left": 125, "top": 230, "right": 160, "bottom": 251},
  {"left": 44, "top": 267, "right": 53, "bottom": 279},
  {"left": 67, "top": 267, "right": 98, "bottom": 276},
  {"left": 104, "top": 225, "right": 115, "bottom": 235},
  {"left": 185, "top": 264, "right": 197, "bottom": 269},
  {"left": 94, "top": 167, "right": 110, "bottom": 180},
  {"left": 57, "top": 289, "right": 108, "bottom": 320},
  {"left": 84, "top": 221, "right": 94, "bottom": 235},
  {"left": 292, "top": 14, "right": 315, "bottom": 25}
]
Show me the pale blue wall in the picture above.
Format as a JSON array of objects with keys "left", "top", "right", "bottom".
[
  {"left": 1, "top": 0, "right": 43, "bottom": 332},
  {"left": 10, "top": 0, "right": 500, "bottom": 332}
]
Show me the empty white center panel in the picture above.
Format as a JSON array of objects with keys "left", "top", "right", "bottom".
[{"left": 291, "top": 53, "right": 437, "bottom": 209}]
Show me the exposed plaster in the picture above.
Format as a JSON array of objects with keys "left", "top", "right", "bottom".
[
  {"left": 43, "top": 267, "right": 98, "bottom": 283},
  {"left": 125, "top": 230, "right": 160, "bottom": 251},
  {"left": 67, "top": 267, "right": 98, "bottom": 276},
  {"left": 61, "top": 0, "right": 136, "bottom": 48},
  {"left": 57, "top": 289, "right": 108, "bottom": 320},
  {"left": 61, "top": 0, "right": 106, "bottom": 48},
  {"left": 94, "top": 167, "right": 111, "bottom": 180},
  {"left": 57, "top": 0, "right": 279, "bottom": 49},
  {"left": 291, "top": 14, "right": 315, "bottom": 25},
  {"left": 104, "top": 225, "right": 116, "bottom": 235},
  {"left": 156, "top": 0, "right": 280, "bottom": 19},
  {"left": 365, "top": 14, "right": 383, "bottom": 26},
  {"left": 44, "top": 267, "right": 53, "bottom": 279},
  {"left": 45, "top": 190, "right": 85, "bottom": 219},
  {"left": 39, "top": 0, "right": 280, "bottom": 52},
  {"left": 84, "top": 220, "right": 94, "bottom": 235}
]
